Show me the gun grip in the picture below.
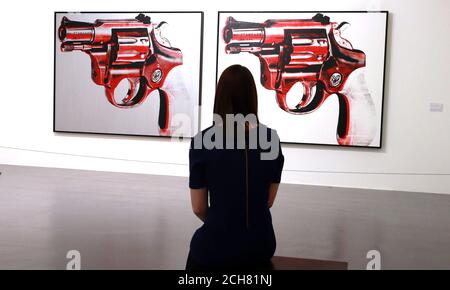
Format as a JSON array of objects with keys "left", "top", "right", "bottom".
[
  {"left": 336, "top": 93, "right": 350, "bottom": 145},
  {"left": 158, "top": 89, "right": 170, "bottom": 134},
  {"left": 335, "top": 71, "right": 377, "bottom": 146}
]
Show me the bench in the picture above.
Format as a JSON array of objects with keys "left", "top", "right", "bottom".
[{"left": 270, "top": 256, "right": 348, "bottom": 270}]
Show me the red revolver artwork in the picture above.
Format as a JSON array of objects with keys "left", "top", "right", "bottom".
[
  {"left": 223, "top": 13, "right": 376, "bottom": 146},
  {"left": 58, "top": 14, "right": 183, "bottom": 135}
]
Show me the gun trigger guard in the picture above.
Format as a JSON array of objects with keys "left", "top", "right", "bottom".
[
  {"left": 275, "top": 81, "right": 327, "bottom": 115},
  {"left": 105, "top": 77, "right": 150, "bottom": 108}
]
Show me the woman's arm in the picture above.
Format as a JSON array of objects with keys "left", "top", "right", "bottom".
[
  {"left": 268, "top": 183, "right": 280, "bottom": 208},
  {"left": 268, "top": 132, "right": 284, "bottom": 209},
  {"left": 190, "top": 188, "right": 208, "bottom": 222}
]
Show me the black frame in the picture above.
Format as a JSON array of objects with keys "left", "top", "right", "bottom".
[
  {"left": 216, "top": 11, "right": 389, "bottom": 149},
  {"left": 53, "top": 11, "right": 204, "bottom": 140}
]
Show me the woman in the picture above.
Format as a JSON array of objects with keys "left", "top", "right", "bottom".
[{"left": 186, "top": 65, "right": 284, "bottom": 270}]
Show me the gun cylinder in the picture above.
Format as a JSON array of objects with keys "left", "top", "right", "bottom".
[{"left": 112, "top": 32, "right": 150, "bottom": 63}]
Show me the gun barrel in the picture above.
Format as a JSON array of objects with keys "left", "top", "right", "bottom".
[
  {"left": 223, "top": 27, "right": 265, "bottom": 45},
  {"left": 58, "top": 17, "right": 94, "bottom": 43},
  {"left": 59, "top": 26, "right": 94, "bottom": 43}
]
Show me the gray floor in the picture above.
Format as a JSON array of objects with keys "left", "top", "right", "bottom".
[{"left": 0, "top": 164, "right": 449, "bottom": 270}]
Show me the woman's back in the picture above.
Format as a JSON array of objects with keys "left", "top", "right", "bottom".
[
  {"left": 187, "top": 64, "right": 284, "bottom": 269},
  {"left": 189, "top": 123, "right": 284, "bottom": 267}
]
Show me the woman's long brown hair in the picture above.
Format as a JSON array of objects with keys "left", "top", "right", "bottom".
[{"left": 213, "top": 65, "right": 258, "bottom": 124}]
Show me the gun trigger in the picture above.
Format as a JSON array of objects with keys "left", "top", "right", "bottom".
[
  {"left": 123, "top": 89, "right": 132, "bottom": 103},
  {"left": 296, "top": 93, "right": 308, "bottom": 109}
]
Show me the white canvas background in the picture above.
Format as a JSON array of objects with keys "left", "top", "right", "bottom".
[
  {"left": 55, "top": 12, "right": 202, "bottom": 137},
  {"left": 217, "top": 12, "right": 387, "bottom": 146}
]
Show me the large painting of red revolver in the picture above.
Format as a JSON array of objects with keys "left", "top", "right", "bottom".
[
  {"left": 58, "top": 13, "right": 181, "bottom": 135},
  {"left": 55, "top": 12, "right": 203, "bottom": 137},
  {"left": 220, "top": 12, "right": 388, "bottom": 147}
]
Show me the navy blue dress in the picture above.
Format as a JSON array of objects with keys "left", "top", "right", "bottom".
[{"left": 188, "top": 124, "right": 284, "bottom": 268}]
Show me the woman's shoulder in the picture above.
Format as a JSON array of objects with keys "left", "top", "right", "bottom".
[
  {"left": 190, "top": 125, "right": 215, "bottom": 150},
  {"left": 190, "top": 123, "right": 280, "bottom": 149},
  {"left": 257, "top": 123, "right": 280, "bottom": 140}
]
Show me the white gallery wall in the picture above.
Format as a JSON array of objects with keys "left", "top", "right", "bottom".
[{"left": 0, "top": 0, "right": 449, "bottom": 194}]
